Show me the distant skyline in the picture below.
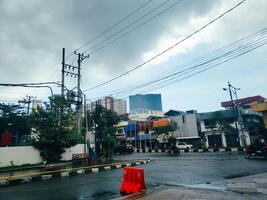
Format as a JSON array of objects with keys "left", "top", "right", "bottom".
[{"left": 0, "top": 0, "right": 266, "bottom": 112}]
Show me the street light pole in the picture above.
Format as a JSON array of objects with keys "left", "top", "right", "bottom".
[{"left": 223, "top": 81, "right": 245, "bottom": 147}]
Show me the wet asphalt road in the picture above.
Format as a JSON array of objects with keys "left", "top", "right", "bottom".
[{"left": 1, "top": 152, "right": 267, "bottom": 200}]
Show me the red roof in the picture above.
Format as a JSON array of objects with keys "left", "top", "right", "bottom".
[{"left": 221, "top": 95, "right": 265, "bottom": 107}]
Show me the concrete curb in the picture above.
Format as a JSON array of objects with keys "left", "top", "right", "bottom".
[
  {"left": 134, "top": 148, "right": 244, "bottom": 153},
  {"left": 0, "top": 159, "right": 151, "bottom": 187}
]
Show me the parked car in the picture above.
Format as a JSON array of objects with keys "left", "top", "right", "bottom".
[
  {"left": 176, "top": 142, "right": 193, "bottom": 149},
  {"left": 245, "top": 139, "right": 267, "bottom": 159},
  {"left": 114, "top": 144, "right": 134, "bottom": 154}
]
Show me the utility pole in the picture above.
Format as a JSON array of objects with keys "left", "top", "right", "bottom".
[
  {"left": 61, "top": 48, "right": 89, "bottom": 133},
  {"left": 19, "top": 96, "right": 34, "bottom": 116},
  {"left": 74, "top": 51, "right": 89, "bottom": 136},
  {"left": 223, "top": 81, "right": 245, "bottom": 147},
  {"left": 27, "top": 96, "right": 31, "bottom": 116},
  {"left": 61, "top": 48, "right": 65, "bottom": 97},
  {"left": 84, "top": 94, "right": 88, "bottom": 157},
  {"left": 95, "top": 99, "right": 102, "bottom": 157}
]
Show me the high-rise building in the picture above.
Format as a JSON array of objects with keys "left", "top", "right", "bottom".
[
  {"left": 129, "top": 94, "right": 162, "bottom": 112},
  {"left": 88, "top": 96, "right": 127, "bottom": 115}
]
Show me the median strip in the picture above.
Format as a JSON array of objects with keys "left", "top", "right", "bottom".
[{"left": 0, "top": 159, "right": 151, "bottom": 187}]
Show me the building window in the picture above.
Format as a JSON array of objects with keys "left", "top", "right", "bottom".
[{"left": 242, "top": 104, "right": 250, "bottom": 109}]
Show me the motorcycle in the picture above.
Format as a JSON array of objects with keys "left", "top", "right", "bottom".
[
  {"left": 167, "top": 146, "right": 180, "bottom": 156},
  {"left": 245, "top": 142, "right": 267, "bottom": 159}
]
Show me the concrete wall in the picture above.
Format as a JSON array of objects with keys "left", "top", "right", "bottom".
[
  {"left": 61, "top": 144, "right": 84, "bottom": 161},
  {"left": 171, "top": 114, "right": 199, "bottom": 139},
  {"left": 0, "top": 144, "right": 84, "bottom": 167}
]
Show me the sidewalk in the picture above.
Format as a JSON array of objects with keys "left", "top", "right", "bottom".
[
  {"left": 224, "top": 172, "right": 267, "bottom": 195},
  {"left": 130, "top": 187, "right": 265, "bottom": 200},
  {"left": 117, "top": 172, "right": 267, "bottom": 200}
]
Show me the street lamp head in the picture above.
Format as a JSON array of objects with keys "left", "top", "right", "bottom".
[{"left": 223, "top": 88, "right": 227, "bottom": 91}]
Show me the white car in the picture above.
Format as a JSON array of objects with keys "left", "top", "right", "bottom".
[{"left": 176, "top": 142, "right": 193, "bottom": 149}]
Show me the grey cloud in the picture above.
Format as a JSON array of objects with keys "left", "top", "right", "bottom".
[{"left": 0, "top": 0, "right": 262, "bottom": 92}]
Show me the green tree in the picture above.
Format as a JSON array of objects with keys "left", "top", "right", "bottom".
[
  {"left": 152, "top": 124, "right": 174, "bottom": 135},
  {"left": 152, "top": 120, "right": 178, "bottom": 148},
  {"left": 88, "top": 104, "right": 119, "bottom": 161},
  {"left": 31, "top": 95, "right": 82, "bottom": 162},
  {"left": 209, "top": 111, "right": 235, "bottom": 134}
]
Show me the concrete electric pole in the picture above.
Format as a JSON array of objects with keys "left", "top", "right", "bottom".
[
  {"left": 61, "top": 48, "right": 89, "bottom": 134},
  {"left": 223, "top": 81, "right": 245, "bottom": 147},
  {"left": 74, "top": 51, "right": 89, "bottom": 136}
]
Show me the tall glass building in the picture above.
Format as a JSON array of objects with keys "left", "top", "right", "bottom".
[{"left": 129, "top": 94, "right": 162, "bottom": 111}]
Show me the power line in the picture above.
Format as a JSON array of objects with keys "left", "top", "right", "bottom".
[
  {"left": 87, "top": 27, "right": 267, "bottom": 99},
  {"left": 92, "top": 28, "right": 267, "bottom": 98},
  {"left": 118, "top": 35, "right": 267, "bottom": 98},
  {"left": 116, "top": 40, "right": 266, "bottom": 99},
  {"left": 89, "top": 29, "right": 266, "bottom": 98},
  {"left": 89, "top": 0, "right": 184, "bottom": 55},
  {"left": 65, "top": 0, "right": 153, "bottom": 60},
  {"left": 86, "top": 0, "right": 182, "bottom": 53},
  {"left": 83, "top": 0, "right": 247, "bottom": 92},
  {"left": 78, "top": 0, "right": 153, "bottom": 51},
  {"left": 0, "top": 82, "right": 61, "bottom": 86},
  {"left": 136, "top": 33, "right": 267, "bottom": 94}
]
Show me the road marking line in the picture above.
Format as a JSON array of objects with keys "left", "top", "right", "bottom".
[
  {"left": 42, "top": 174, "right": 52, "bottom": 180},
  {"left": 104, "top": 166, "right": 111, "bottom": 170},
  {"left": 232, "top": 148, "right": 238, "bottom": 152},
  {"left": 21, "top": 177, "right": 32, "bottom": 183},
  {"left": 61, "top": 172, "right": 69, "bottom": 177},
  {"left": 77, "top": 169, "right": 85, "bottom": 174},
  {"left": 0, "top": 180, "right": 8, "bottom": 186},
  {"left": 92, "top": 168, "right": 99, "bottom": 173},
  {"left": 116, "top": 165, "right": 121, "bottom": 168}
]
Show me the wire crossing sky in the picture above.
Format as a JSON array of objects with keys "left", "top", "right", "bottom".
[
  {"left": 1, "top": 0, "right": 266, "bottom": 112},
  {"left": 82, "top": 0, "right": 247, "bottom": 92},
  {"left": 87, "top": 28, "right": 267, "bottom": 100}
]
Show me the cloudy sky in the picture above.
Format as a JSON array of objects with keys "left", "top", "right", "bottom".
[{"left": 0, "top": 0, "right": 266, "bottom": 112}]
